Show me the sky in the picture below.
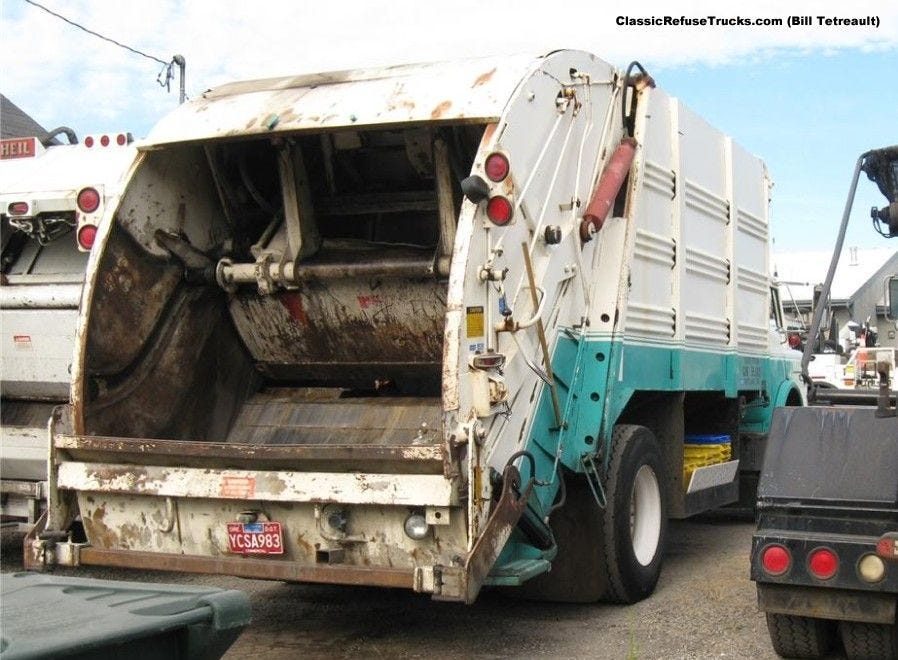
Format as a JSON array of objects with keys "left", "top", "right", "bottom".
[{"left": 1, "top": 0, "right": 896, "bottom": 252}]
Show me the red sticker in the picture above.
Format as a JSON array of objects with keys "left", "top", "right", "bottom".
[{"left": 220, "top": 475, "right": 256, "bottom": 499}]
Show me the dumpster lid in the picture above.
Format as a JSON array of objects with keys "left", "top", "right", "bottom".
[
  {"left": 143, "top": 54, "right": 540, "bottom": 148},
  {"left": 758, "top": 406, "right": 898, "bottom": 506},
  {"left": 0, "top": 572, "right": 251, "bottom": 659}
]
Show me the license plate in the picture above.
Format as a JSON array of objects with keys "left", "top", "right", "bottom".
[{"left": 226, "top": 521, "right": 284, "bottom": 555}]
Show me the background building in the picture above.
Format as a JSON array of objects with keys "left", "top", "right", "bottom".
[
  {"left": 1, "top": 94, "right": 55, "bottom": 141},
  {"left": 774, "top": 247, "right": 898, "bottom": 349}
]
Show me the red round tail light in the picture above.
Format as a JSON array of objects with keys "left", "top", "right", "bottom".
[
  {"left": 486, "top": 196, "right": 513, "bottom": 226},
  {"left": 77, "top": 224, "right": 98, "bottom": 250},
  {"left": 761, "top": 544, "right": 791, "bottom": 576},
  {"left": 7, "top": 201, "right": 29, "bottom": 216},
  {"left": 116, "top": 133, "right": 127, "bottom": 146},
  {"left": 84, "top": 136, "right": 94, "bottom": 148},
  {"left": 808, "top": 548, "right": 838, "bottom": 579},
  {"left": 77, "top": 187, "right": 101, "bottom": 213},
  {"left": 485, "top": 152, "right": 510, "bottom": 182},
  {"left": 787, "top": 333, "right": 801, "bottom": 349},
  {"left": 100, "top": 134, "right": 110, "bottom": 147}
]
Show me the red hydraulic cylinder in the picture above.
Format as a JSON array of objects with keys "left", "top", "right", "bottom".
[{"left": 580, "top": 137, "right": 637, "bottom": 241}]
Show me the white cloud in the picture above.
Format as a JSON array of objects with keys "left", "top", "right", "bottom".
[{"left": 2, "top": 0, "right": 896, "bottom": 135}]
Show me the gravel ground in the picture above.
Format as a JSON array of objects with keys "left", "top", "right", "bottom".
[{"left": 0, "top": 512, "right": 848, "bottom": 659}]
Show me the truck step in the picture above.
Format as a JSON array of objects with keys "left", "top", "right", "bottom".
[{"left": 484, "top": 559, "right": 552, "bottom": 586}]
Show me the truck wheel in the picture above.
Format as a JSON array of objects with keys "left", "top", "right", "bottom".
[
  {"left": 839, "top": 620, "right": 897, "bottom": 660},
  {"left": 601, "top": 425, "right": 666, "bottom": 604},
  {"left": 765, "top": 613, "right": 835, "bottom": 658}
]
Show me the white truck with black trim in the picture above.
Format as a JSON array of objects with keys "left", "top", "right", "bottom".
[{"left": 27, "top": 51, "right": 802, "bottom": 603}]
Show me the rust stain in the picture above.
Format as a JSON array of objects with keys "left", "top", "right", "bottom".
[
  {"left": 431, "top": 100, "right": 452, "bottom": 119},
  {"left": 83, "top": 510, "right": 120, "bottom": 549},
  {"left": 257, "top": 473, "right": 287, "bottom": 495},
  {"left": 279, "top": 292, "right": 309, "bottom": 326},
  {"left": 479, "top": 122, "right": 499, "bottom": 149},
  {"left": 295, "top": 532, "right": 314, "bottom": 557},
  {"left": 472, "top": 68, "right": 496, "bottom": 88}
]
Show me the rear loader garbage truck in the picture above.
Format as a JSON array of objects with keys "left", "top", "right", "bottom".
[
  {"left": 0, "top": 130, "right": 137, "bottom": 529},
  {"left": 27, "top": 51, "right": 802, "bottom": 604},
  {"left": 751, "top": 146, "right": 898, "bottom": 659}
]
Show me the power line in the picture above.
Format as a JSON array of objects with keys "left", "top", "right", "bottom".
[
  {"left": 23, "top": 0, "right": 168, "bottom": 65},
  {"left": 22, "top": 0, "right": 187, "bottom": 102}
]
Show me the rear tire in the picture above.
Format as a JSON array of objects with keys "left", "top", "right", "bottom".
[
  {"left": 839, "top": 620, "right": 898, "bottom": 660},
  {"left": 601, "top": 425, "right": 666, "bottom": 604},
  {"left": 765, "top": 613, "right": 836, "bottom": 658}
]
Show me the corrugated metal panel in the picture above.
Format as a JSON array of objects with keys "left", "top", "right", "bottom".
[{"left": 144, "top": 55, "right": 539, "bottom": 147}]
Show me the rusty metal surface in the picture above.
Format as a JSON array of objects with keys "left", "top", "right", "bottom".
[
  {"left": 73, "top": 495, "right": 467, "bottom": 582},
  {"left": 459, "top": 465, "right": 530, "bottom": 603},
  {"left": 55, "top": 434, "right": 444, "bottom": 474},
  {"left": 230, "top": 278, "right": 445, "bottom": 384},
  {"left": 84, "top": 287, "right": 247, "bottom": 441},
  {"left": 83, "top": 226, "right": 182, "bottom": 375},
  {"left": 144, "top": 56, "right": 538, "bottom": 148},
  {"left": 225, "top": 390, "right": 441, "bottom": 447},
  {"left": 294, "top": 255, "right": 440, "bottom": 280},
  {"left": 58, "top": 462, "right": 457, "bottom": 506},
  {"left": 79, "top": 547, "right": 416, "bottom": 589}
]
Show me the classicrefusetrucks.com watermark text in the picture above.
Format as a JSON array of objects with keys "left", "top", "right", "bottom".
[{"left": 616, "top": 15, "right": 880, "bottom": 28}]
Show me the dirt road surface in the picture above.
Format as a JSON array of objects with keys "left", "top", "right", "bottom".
[{"left": 1, "top": 512, "right": 848, "bottom": 659}]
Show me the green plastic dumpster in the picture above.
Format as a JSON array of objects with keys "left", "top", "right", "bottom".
[{"left": 0, "top": 572, "right": 251, "bottom": 659}]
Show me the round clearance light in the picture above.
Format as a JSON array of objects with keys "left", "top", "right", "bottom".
[
  {"left": 486, "top": 196, "right": 513, "bottom": 226},
  {"left": 116, "top": 133, "right": 127, "bottom": 146},
  {"left": 77, "top": 187, "right": 101, "bottom": 214},
  {"left": 858, "top": 554, "right": 885, "bottom": 583},
  {"left": 77, "top": 224, "right": 98, "bottom": 250},
  {"left": 787, "top": 333, "right": 801, "bottom": 349},
  {"left": 485, "top": 152, "right": 510, "bottom": 182},
  {"left": 403, "top": 513, "right": 429, "bottom": 540},
  {"left": 808, "top": 548, "right": 838, "bottom": 580},
  {"left": 7, "top": 201, "right": 29, "bottom": 216},
  {"left": 761, "top": 544, "right": 791, "bottom": 576},
  {"left": 100, "top": 134, "right": 110, "bottom": 147},
  {"left": 84, "top": 135, "right": 94, "bottom": 148}
]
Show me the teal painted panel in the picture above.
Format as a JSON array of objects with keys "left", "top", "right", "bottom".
[{"left": 500, "top": 335, "right": 801, "bottom": 567}]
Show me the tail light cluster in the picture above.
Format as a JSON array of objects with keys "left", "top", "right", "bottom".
[
  {"left": 483, "top": 151, "right": 514, "bottom": 226},
  {"left": 75, "top": 185, "right": 103, "bottom": 251},
  {"left": 760, "top": 542, "right": 889, "bottom": 584},
  {"left": 83, "top": 133, "right": 132, "bottom": 148}
]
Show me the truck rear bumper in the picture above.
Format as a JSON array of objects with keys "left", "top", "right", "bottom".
[
  {"left": 81, "top": 546, "right": 416, "bottom": 590},
  {"left": 757, "top": 583, "right": 897, "bottom": 625}
]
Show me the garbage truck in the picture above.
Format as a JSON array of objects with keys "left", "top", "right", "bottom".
[
  {"left": 751, "top": 146, "right": 898, "bottom": 658},
  {"left": 0, "top": 130, "right": 138, "bottom": 528},
  {"left": 26, "top": 50, "right": 803, "bottom": 604}
]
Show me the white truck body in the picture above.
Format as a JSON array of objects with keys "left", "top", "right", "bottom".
[
  {"left": 0, "top": 135, "right": 137, "bottom": 526},
  {"left": 31, "top": 51, "right": 802, "bottom": 603}
]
